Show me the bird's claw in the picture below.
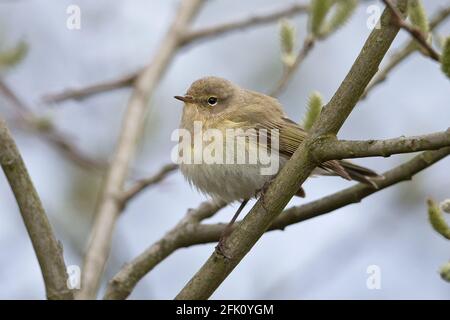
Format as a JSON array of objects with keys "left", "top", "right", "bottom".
[{"left": 215, "top": 237, "right": 231, "bottom": 259}]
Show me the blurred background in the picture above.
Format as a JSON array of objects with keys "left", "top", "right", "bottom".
[{"left": 0, "top": 0, "right": 449, "bottom": 299}]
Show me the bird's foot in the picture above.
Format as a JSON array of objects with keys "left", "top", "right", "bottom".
[
  {"left": 256, "top": 179, "right": 274, "bottom": 198},
  {"left": 215, "top": 236, "right": 231, "bottom": 259}
]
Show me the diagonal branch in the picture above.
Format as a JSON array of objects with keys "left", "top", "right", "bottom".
[
  {"left": 103, "top": 200, "right": 226, "bottom": 300},
  {"left": 270, "top": 35, "right": 315, "bottom": 97},
  {"left": 382, "top": 0, "right": 440, "bottom": 61},
  {"left": 271, "top": 1, "right": 376, "bottom": 97},
  {"left": 119, "top": 163, "right": 178, "bottom": 208},
  {"left": 270, "top": 147, "right": 450, "bottom": 229},
  {"left": 0, "top": 117, "right": 73, "bottom": 300},
  {"left": 41, "top": 71, "right": 138, "bottom": 104},
  {"left": 185, "top": 147, "right": 450, "bottom": 243},
  {"left": 42, "top": 2, "right": 309, "bottom": 104},
  {"left": 362, "top": 5, "right": 450, "bottom": 99},
  {"left": 175, "top": 0, "right": 408, "bottom": 300},
  {"left": 179, "top": 2, "right": 309, "bottom": 46},
  {"left": 362, "top": 41, "right": 416, "bottom": 98},
  {"left": 0, "top": 80, "right": 105, "bottom": 170},
  {"left": 77, "top": 0, "right": 206, "bottom": 300}
]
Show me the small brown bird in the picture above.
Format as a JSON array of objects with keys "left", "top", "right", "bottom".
[{"left": 175, "top": 77, "right": 380, "bottom": 246}]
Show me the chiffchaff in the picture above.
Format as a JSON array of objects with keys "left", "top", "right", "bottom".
[{"left": 175, "top": 77, "right": 380, "bottom": 248}]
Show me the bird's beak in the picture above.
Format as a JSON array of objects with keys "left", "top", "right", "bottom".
[{"left": 174, "top": 95, "right": 194, "bottom": 103}]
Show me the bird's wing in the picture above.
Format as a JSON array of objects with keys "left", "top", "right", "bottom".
[
  {"left": 226, "top": 106, "right": 303, "bottom": 157},
  {"left": 222, "top": 96, "right": 304, "bottom": 153},
  {"left": 225, "top": 107, "right": 353, "bottom": 180},
  {"left": 273, "top": 117, "right": 352, "bottom": 180}
]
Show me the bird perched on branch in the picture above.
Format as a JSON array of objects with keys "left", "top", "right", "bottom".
[{"left": 175, "top": 76, "right": 381, "bottom": 250}]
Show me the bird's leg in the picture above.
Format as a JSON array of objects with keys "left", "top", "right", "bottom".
[{"left": 216, "top": 199, "right": 249, "bottom": 256}]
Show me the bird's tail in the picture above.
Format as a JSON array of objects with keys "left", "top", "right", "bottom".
[
  {"left": 306, "top": 159, "right": 383, "bottom": 196},
  {"left": 338, "top": 160, "right": 383, "bottom": 188}
]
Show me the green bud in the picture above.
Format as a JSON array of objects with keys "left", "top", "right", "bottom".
[
  {"left": 441, "top": 37, "right": 450, "bottom": 79},
  {"left": 427, "top": 198, "right": 450, "bottom": 240},
  {"left": 279, "top": 19, "right": 297, "bottom": 67},
  {"left": 320, "top": 0, "right": 358, "bottom": 38},
  {"left": 303, "top": 91, "right": 323, "bottom": 131},
  {"left": 0, "top": 41, "right": 28, "bottom": 70},
  {"left": 34, "top": 117, "right": 54, "bottom": 133},
  {"left": 408, "top": 0, "right": 429, "bottom": 34},
  {"left": 308, "top": 0, "right": 333, "bottom": 37},
  {"left": 440, "top": 262, "right": 450, "bottom": 282}
]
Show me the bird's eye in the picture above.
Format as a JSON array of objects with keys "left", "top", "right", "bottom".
[{"left": 207, "top": 96, "right": 218, "bottom": 106}]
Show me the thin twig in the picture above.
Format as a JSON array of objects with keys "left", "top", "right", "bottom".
[
  {"left": 42, "top": 71, "right": 138, "bottom": 103},
  {"left": 0, "top": 117, "right": 73, "bottom": 300},
  {"left": 77, "top": 0, "right": 206, "bottom": 300},
  {"left": 0, "top": 80, "right": 105, "bottom": 170},
  {"left": 179, "top": 2, "right": 309, "bottom": 45},
  {"left": 104, "top": 200, "right": 226, "bottom": 300},
  {"left": 428, "top": 6, "right": 450, "bottom": 30},
  {"left": 270, "top": 36, "right": 315, "bottom": 97},
  {"left": 43, "top": 2, "right": 309, "bottom": 104},
  {"left": 382, "top": 0, "right": 440, "bottom": 61},
  {"left": 362, "top": 5, "right": 450, "bottom": 98},
  {"left": 362, "top": 42, "right": 416, "bottom": 98},
  {"left": 119, "top": 163, "right": 178, "bottom": 207}
]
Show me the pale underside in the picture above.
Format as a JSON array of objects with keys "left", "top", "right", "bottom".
[{"left": 179, "top": 138, "right": 328, "bottom": 202}]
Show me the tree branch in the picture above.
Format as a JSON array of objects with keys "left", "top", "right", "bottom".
[
  {"left": 175, "top": 0, "right": 408, "bottom": 300},
  {"left": 315, "top": 129, "right": 450, "bottom": 160},
  {"left": 179, "top": 2, "right": 309, "bottom": 46},
  {"left": 362, "top": 5, "right": 450, "bottom": 99},
  {"left": 269, "top": 147, "right": 450, "bottom": 229},
  {"left": 119, "top": 163, "right": 178, "bottom": 207},
  {"left": 0, "top": 117, "right": 73, "bottom": 299},
  {"left": 428, "top": 6, "right": 450, "bottom": 30},
  {"left": 104, "top": 145, "right": 450, "bottom": 299},
  {"left": 77, "top": 0, "right": 206, "bottom": 300},
  {"left": 362, "top": 41, "right": 416, "bottom": 98},
  {"left": 0, "top": 80, "right": 105, "bottom": 170},
  {"left": 42, "top": 2, "right": 309, "bottom": 103},
  {"left": 103, "top": 200, "right": 226, "bottom": 300},
  {"left": 42, "top": 71, "right": 138, "bottom": 103},
  {"left": 189, "top": 148, "right": 450, "bottom": 240},
  {"left": 382, "top": 0, "right": 440, "bottom": 61},
  {"left": 270, "top": 36, "right": 315, "bottom": 97}
]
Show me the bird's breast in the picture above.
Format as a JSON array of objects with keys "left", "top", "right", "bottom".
[
  {"left": 180, "top": 162, "right": 274, "bottom": 203},
  {"left": 178, "top": 115, "right": 284, "bottom": 202}
]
